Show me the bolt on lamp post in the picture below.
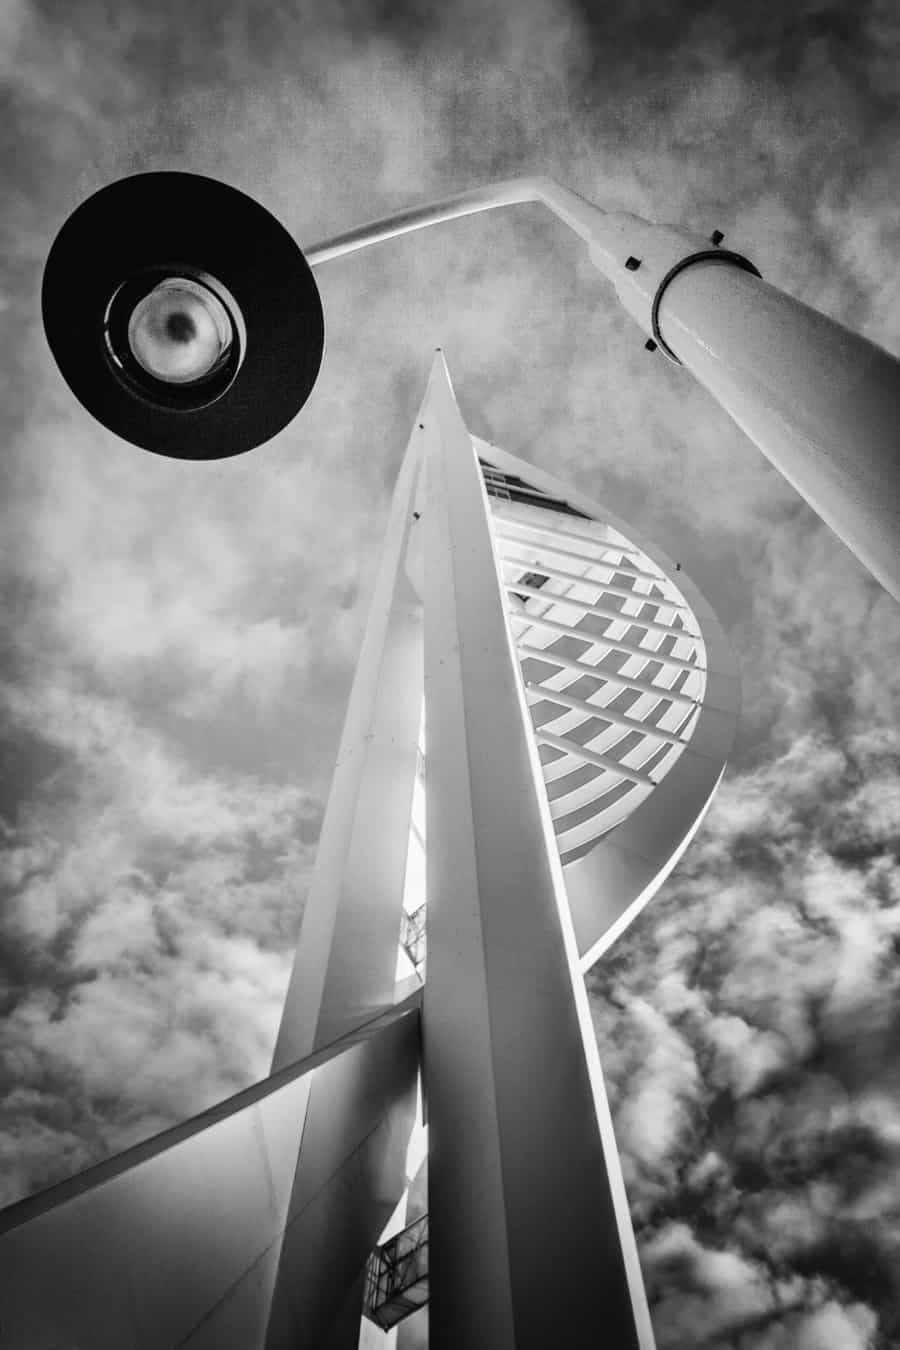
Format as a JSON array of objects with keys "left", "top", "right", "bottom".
[{"left": 43, "top": 171, "right": 900, "bottom": 599}]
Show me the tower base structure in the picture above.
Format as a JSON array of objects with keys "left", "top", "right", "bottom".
[{"left": 0, "top": 357, "right": 739, "bottom": 1348}]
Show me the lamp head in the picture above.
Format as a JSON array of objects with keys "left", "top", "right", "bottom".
[{"left": 42, "top": 172, "right": 325, "bottom": 460}]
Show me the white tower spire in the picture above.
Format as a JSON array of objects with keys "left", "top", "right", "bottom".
[{"left": 0, "top": 359, "right": 739, "bottom": 1349}]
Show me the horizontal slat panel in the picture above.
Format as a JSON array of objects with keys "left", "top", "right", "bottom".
[
  {"left": 535, "top": 730, "right": 658, "bottom": 786},
  {"left": 497, "top": 554, "right": 691, "bottom": 613},
  {"left": 525, "top": 684, "right": 688, "bottom": 746},
  {"left": 517, "top": 641, "right": 702, "bottom": 710},
  {"left": 494, "top": 520, "right": 667, "bottom": 584},
  {"left": 508, "top": 582, "right": 695, "bottom": 641},
  {"left": 503, "top": 512, "right": 648, "bottom": 560},
  {"left": 511, "top": 612, "right": 704, "bottom": 673},
  {"left": 493, "top": 528, "right": 668, "bottom": 585}
]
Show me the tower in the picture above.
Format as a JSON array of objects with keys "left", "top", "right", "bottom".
[{"left": 0, "top": 357, "right": 739, "bottom": 1348}]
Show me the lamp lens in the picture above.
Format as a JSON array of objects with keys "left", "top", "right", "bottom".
[{"left": 127, "top": 277, "right": 233, "bottom": 384}]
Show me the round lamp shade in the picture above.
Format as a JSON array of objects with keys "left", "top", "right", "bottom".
[{"left": 42, "top": 172, "right": 325, "bottom": 460}]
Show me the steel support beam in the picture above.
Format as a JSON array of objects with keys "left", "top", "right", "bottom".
[
  {"left": 420, "top": 355, "right": 651, "bottom": 1349},
  {"left": 0, "top": 998, "right": 420, "bottom": 1350},
  {"left": 271, "top": 414, "right": 424, "bottom": 1067}
]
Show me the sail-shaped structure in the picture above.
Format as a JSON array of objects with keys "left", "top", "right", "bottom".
[{"left": 0, "top": 357, "right": 739, "bottom": 1349}]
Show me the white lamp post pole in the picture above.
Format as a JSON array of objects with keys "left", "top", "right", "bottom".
[{"left": 308, "top": 177, "right": 900, "bottom": 603}]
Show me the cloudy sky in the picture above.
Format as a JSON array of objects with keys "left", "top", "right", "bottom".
[{"left": 2, "top": 0, "right": 899, "bottom": 1345}]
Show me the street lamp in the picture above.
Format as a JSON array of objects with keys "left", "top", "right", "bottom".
[
  {"left": 41, "top": 172, "right": 324, "bottom": 460},
  {"left": 43, "top": 171, "right": 900, "bottom": 599}
]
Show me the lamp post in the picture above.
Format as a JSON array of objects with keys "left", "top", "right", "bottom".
[
  {"left": 43, "top": 171, "right": 900, "bottom": 598},
  {"left": 302, "top": 175, "right": 900, "bottom": 604}
]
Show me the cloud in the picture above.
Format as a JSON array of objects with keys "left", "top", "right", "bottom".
[
  {"left": 1, "top": 0, "right": 899, "bottom": 1342},
  {"left": 590, "top": 725, "right": 900, "bottom": 1343},
  {"left": 640, "top": 1225, "right": 880, "bottom": 1349},
  {"left": 706, "top": 1014, "right": 793, "bottom": 1100},
  {"left": 0, "top": 670, "right": 320, "bottom": 1204},
  {"left": 641, "top": 1223, "right": 788, "bottom": 1345},
  {"left": 593, "top": 996, "right": 700, "bottom": 1179}
]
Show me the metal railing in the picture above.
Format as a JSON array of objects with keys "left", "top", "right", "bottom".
[{"left": 363, "top": 1213, "right": 430, "bottom": 1331}]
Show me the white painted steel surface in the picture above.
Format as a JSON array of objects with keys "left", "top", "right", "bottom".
[
  {"left": 271, "top": 434, "right": 424, "bottom": 1068},
  {"left": 304, "top": 176, "right": 618, "bottom": 266},
  {"left": 0, "top": 998, "right": 420, "bottom": 1350},
  {"left": 263, "top": 1010, "right": 420, "bottom": 1349},
  {"left": 0, "top": 357, "right": 740, "bottom": 1349},
  {"left": 420, "top": 357, "right": 649, "bottom": 1350},
  {"left": 308, "top": 178, "right": 900, "bottom": 601},
  {"left": 474, "top": 435, "right": 739, "bottom": 970},
  {"left": 657, "top": 262, "right": 900, "bottom": 602},
  {"left": 492, "top": 498, "right": 705, "bottom": 850}
]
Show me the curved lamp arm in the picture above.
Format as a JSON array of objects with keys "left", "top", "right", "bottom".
[
  {"left": 306, "top": 175, "right": 900, "bottom": 605},
  {"left": 304, "top": 176, "right": 609, "bottom": 266}
]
